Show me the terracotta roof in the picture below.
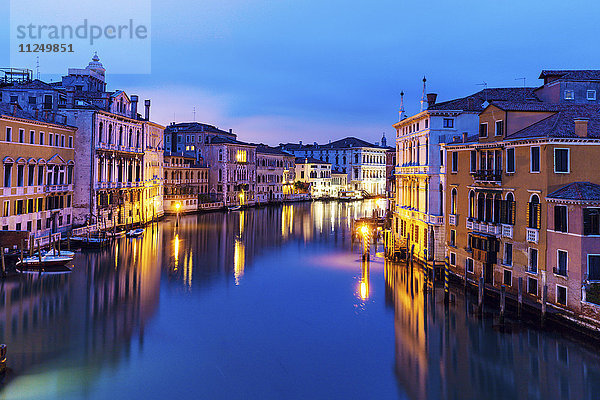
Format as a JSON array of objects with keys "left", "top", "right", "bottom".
[
  {"left": 488, "top": 101, "right": 559, "bottom": 112},
  {"left": 547, "top": 182, "right": 600, "bottom": 201},
  {"left": 506, "top": 104, "right": 600, "bottom": 139},
  {"left": 539, "top": 70, "right": 600, "bottom": 81},
  {"left": 209, "top": 136, "right": 254, "bottom": 146},
  {"left": 0, "top": 102, "right": 71, "bottom": 126},
  {"left": 428, "top": 87, "right": 539, "bottom": 112}
]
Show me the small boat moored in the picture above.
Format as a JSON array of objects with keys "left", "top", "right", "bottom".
[
  {"left": 228, "top": 205, "right": 242, "bottom": 212},
  {"left": 70, "top": 236, "right": 110, "bottom": 248},
  {"left": 126, "top": 228, "right": 145, "bottom": 238},
  {"left": 16, "top": 252, "right": 74, "bottom": 269}
]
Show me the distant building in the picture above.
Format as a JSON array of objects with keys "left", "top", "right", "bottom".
[
  {"left": 0, "top": 103, "right": 77, "bottom": 236},
  {"left": 255, "top": 145, "right": 291, "bottom": 203},
  {"left": 163, "top": 152, "right": 209, "bottom": 214},
  {"left": 142, "top": 120, "right": 165, "bottom": 221},
  {"left": 331, "top": 169, "right": 348, "bottom": 197},
  {"left": 295, "top": 157, "right": 331, "bottom": 198},
  {"left": 164, "top": 122, "right": 235, "bottom": 162},
  {"left": 280, "top": 136, "right": 386, "bottom": 196},
  {"left": 204, "top": 136, "right": 257, "bottom": 206}
]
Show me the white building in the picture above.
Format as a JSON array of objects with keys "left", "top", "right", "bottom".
[
  {"left": 280, "top": 137, "right": 386, "bottom": 196},
  {"left": 295, "top": 157, "right": 332, "bottom": 198},
  {"left": 393, "top": 80, "right": 538, "bottom": 263}
]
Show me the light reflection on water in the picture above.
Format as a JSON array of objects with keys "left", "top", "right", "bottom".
[{"left": 0, "top": 200, "right": 599, "bottom": 399}]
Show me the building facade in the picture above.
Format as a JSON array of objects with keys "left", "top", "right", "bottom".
[
  {"left": 163, "top": 153, "right": 209, "bottom": 214},
  {"left": 295, "top": 157, "right": 332, "bottom": 198},
  {"left": 164, "top": 122, "right": 236, "bottom": 162},
  {"left": 280, "top": 137, "right": 386, "bottom": 196},
  {"left": 255, "top": 145, "right": 289, "bottom": 204},
  {"left": 0, "top": 104, "right": 76, "bottom": 236},
  {"left": 142, "top": 120, "right": 165, "bottom": 222}
]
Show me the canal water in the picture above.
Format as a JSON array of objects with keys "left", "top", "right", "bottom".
[{"left": 1, "top": 200, "right": 600, "bottom": 399}]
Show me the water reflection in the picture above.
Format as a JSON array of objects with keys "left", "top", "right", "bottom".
[
  {"left": 0, "top": 225, "right": 162, "bottom": 397},
  {"left": 385, "top": 261, "right": 600, "bottom": 400}
]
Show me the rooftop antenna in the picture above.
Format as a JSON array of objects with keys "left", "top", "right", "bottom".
[
  {"left": 476, "top": 81, "right": 488, "bottom": 102},
  {"left": 193, "top": 107, "right": 196, "bottom": 121},
  {"left": 515, "top": 77, "right": 526, "bottom": 88},
  {"left": 36, "top": 56, "right": 40, "bottom": 80}
]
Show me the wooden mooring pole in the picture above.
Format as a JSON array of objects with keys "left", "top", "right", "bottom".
[
  {"left": 478, "top": 277, "right": 484, "bottom": 313},
  {"left": 500, "top": 284, "right": 506, "bottom": 324},
  {"left": 0, "top": 247, "right": 5, "bottom": 277},
  {"left": 542, "top": 284, "right": 548, "bottom": 325},
  {"left": 444, "top": 256, "right": 449, "bottom": 305},
  {"left": 518, "top": 277, "right": 523, "bottom": 318}
]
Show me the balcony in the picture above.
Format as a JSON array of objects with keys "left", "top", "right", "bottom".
[
  {"left": 501, "top": 224, "right": 513, "bottom": 239},
  {"left": 472, "top": 248, "right": 497, "bottom": 264},
  {"left": 553, "top": 267, "right": 568, "bottom": 278},
  {"left": 45, "top": 184, "right": 71, "bottom": 192},
  {"left": 448, "top": 214, "right": 457, "bottom": 226},
  {"left": 466, "top": 219, "right": 473, "bottom": 230},
  {"left": 472, "top": 169, "right": 501, "bottom": 183},
  {"left": 526, "top": 228, "right": 539, "bottom": 243},
  {"left": 466, "top": 219, "right": 503, "bottom": 236}
]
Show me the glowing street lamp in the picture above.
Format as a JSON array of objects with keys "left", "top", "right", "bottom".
[{"left": 175, "top": 202, "right": 181, "bottom": 227}]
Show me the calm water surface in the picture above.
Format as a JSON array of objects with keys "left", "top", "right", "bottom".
[{"left": 1, "top": 200, "right": 600, "bottom": 399}]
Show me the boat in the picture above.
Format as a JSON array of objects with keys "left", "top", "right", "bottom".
[
  {"left": 228, "top": 205, "right": 242, "bottom": 212},
  {"left": 106, "top": 230, "right": 126, "bottom": 238},
  {"left": 70, "top": 236, "right": 110, "bottom": 248},
  {"left": 42, "top": 249, "right": 75, "bottom": 257},
  {"left": 126, "top": 228, "right": 144, "bottom": 237},
  {"left": 16, "top": 253, "right": 74, "bottom": 269}
]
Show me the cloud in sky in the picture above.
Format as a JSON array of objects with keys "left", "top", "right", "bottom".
[{"left": 4, "top": 0, "right": 600, "bottom": 145}]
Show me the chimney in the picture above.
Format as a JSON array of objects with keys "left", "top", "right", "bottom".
[
  {"left": 462, "top": 132, "right": 468, "bottom": 143},
  {"left": 453, "top": 135, "right": 460, "bottom": 143},
  {"left": 299, "top": 140, "right": 302, "bottom": 145},
  {"left": 314, "top": 142, "right": 317, "bottom": 146},
  {"left": 229, "top": 129, "right": 232, "bottom": 134},
  {"left": 131, "top": 95, "right": 139, "bottom": 119},
  {"left": 11, "top": 103, "right": 17, "bottom": 115},
  {"left": 427, "top": 93, "right": 437, "bottom": 106},
  {"left": 575, "top": 118, "right": 589, "bottom": 137},
  {"left": 144, "top": 99, "right": 151, "bottom": 120}
]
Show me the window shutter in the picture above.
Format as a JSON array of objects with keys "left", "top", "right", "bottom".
[
  {"left": 526, "top": 202, "right": 531, "bottom": 228},
  {"left": 584, "top": 209, "right": 591, "bottom": 235},
  {"left": 500, "top": 200, "right": 507, "bottom": 224},
  {"left": 536, "top": 203, "right": 541, "bottom": 229}
]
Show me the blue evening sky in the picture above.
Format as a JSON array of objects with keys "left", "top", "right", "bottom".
[{"left": 1, "top": 0, "right": 597, "bottom": 145}]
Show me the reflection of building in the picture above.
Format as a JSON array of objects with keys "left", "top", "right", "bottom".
[
  {"left": 280, "top": 137, "right": 387, "bottom": 195},
  {"left": 295, "top": 157, "right": 331, "bottom": 198},
  {"left": 163, "top": 152, "right": 209, "bottom": 214},
  {"left": 385, "top": 261, "right": 598, "bottom": 400},
  {"left": 0, "top": 104, "right": 76, "bottom": 235},
  {"left": 0, "top": 232, "right": 161, "bottom": 379}
]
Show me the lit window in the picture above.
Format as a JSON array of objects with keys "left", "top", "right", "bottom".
[{"left": 564, "top": 90, "right": 574, "bottom": 100}]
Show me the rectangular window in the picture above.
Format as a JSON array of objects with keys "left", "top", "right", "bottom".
[
  {"left": 450, "top": 252, "right": 456, "bottom": 266},
  {"left": 584, "top": 208, "right": 600, "bottom": 236},
  {"left": 557, "top": 250, "right": 568, "bottom": 276},
  {"left": 28, "top": 96, "right": 36, "bottom": 104},
  {"left": 5, "top": 127, "right": 11, "bottom": 142},
  {"left": 68, "top": 136, "right": 73, "bottom": 148},
  {"left": 49, "top": 133, "right": 53, "bottom": 146},
  {"left": 588, "top": 90, "right": 597, "bottom": 100},
  {"left": 554, "top": 148, "right": 569, "bottom": 173},
  {"left": 18, "top": 129, "right": 24, "bottom": 143},
  {"left": 451, "top": 152, "right": 458, "bottom": 173},
  {"left": 495, "top": 120, "right": 504, "bottom": 136},
  {"left": 528, "top": 277, "right": 538, "bottom": 296},
  {"left": 506, "top": 148, "right": 515, "bottom": 173},
  {"left": 16, "top": 165, "right": 24, "bottom": 187},
  {"left": 529, "top": 248, "right": 538, "bottom": 273},
  {"left": 504, "top": 243, "right": 513, "bottom": 266},
  {"left": 443, "top": 118, "right": 454, "bottom": 128},
  {"left": 61, "top": 135, "right": 65, "bottom": 147},
  {"left": 39, "top": 132, "right": 44, "bottom": 145},
  {"left": 479, "top": 123, "right": 488, "bottom": 138},
  {"left": 556, "top": 285, "right": 567, "bottom": 305},
  {"left": 425, "top": 119, "right": 429, "bottom": 129},
  {"left": 530, "top": 146, "right": 540, "bottom": 172},
  {"left": 466, "top": 258, "right": 474, "bottom": 273},
  {"left": 2, "top": 201, "right": 9, "bottom": 217},
  {"left": 450, "top": 229, "right": 456, "bottom": 246},
  {"left": 470, "top": 150, "right": 476, "bottom": 172},
  {"left": 554, "top": 205, "right": 568, "bottom": 232},
  {"left": 503, "top": 269, "right": 512, "bottom": 286},
  {"left": 440, "top": 150, "right": 444, "bottom": 166},
  {"left": 27, "top": 165, "right": 34, "bottom": 186},
  {"left": 588, "top": 255, "right": 600, "bottom": 281},
  {"left": 29, "top": 130, "right": 35, "bottom": 144},
  {"left": 564, "top": 90, "right": 574, "bottom": 100}
]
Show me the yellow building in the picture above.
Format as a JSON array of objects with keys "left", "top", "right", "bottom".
[{"left": 0, "top": 103, "right": 76, "bottom": 237}]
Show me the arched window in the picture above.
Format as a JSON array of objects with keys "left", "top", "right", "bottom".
[
  {"left": 469, "top": 191, "right": 475, "bottom": 218},
  {"left": 493, "top": 193, "right": 502, "bottom": 223},
  {"left": 119, "top": 126, "right": 123, "bottom": 146},
  {"left": 506, "top": 192, "right": 515, "bottom": 225},
  {"left": 529, "top": 194, "right": 540, "bottom": 229},
  {"left": 450, "top": 188, "right": 457, "bottom": 215}
]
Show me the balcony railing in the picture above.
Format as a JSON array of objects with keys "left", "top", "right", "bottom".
[
  {"left": 501, "top": 224, "right": 513, "bottom": 239},
  {"left": 553, "top": 267, "right": 568, "bottom": 277},
  {"left": 472, "top": 169, "right": 502, "bottom": 183},
  {"left": 526, "top": 228, "right": 539, "bottom": 243},
  {"left": 45, "top": 184, "right": 71, "bottom": 192},
  {"left": 466, "top": 219, "right": 473, "bottom": 230},
  {"left": 449, "top": 214, "right": 457, "bottom": 226},
  {"left": 466, "top": 219, "right": 503, "bottom": 236}
]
